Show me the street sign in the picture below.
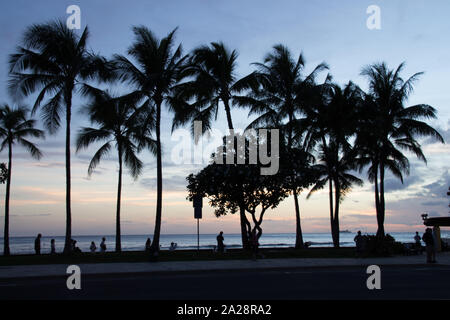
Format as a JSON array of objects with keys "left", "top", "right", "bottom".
[
  {"left": 193, "top": 195, "right": 203, "bottom": 208},
  {"left": 194, "top": 207, "right": 202, "bottom": 219}
]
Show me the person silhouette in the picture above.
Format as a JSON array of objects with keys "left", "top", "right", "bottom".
[
  {"left": 217, "top": 231, "right": 225, "bottom": 253},
  {"left": 34, "top": 234, "right": 42, "bottom": 255},
  {"left": 90, "top": 241, "right": 97, "bottom": 253},
  {"left": 72, "top": 240, "right": 82, "bottom": 254},
  {"left": 145, "top": 238, "right": 152, "bottom": 252},
  {"left": 50, "top": 238, "right": 56, "bottom": 255},
  {"left": 422, "top": 228, "right": 436, "bottom": 263},
  {"left": 354, "top": 231, "right": 364, "bottom": 257},
  {"left": 100, "top": 237, "right": 107, "bottom": 253},
  {"left": 414, "top": 231, "right": 422, "bottom": 252}
]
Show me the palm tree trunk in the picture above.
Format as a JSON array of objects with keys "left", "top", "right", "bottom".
[
  {"left": 3, "top": 140, "right": 12, "bottom": 256},
  {"left": 294, "top": 190, "right": 304, "bottom": 249},
  {"left": 223, "top": 99, "right": 234, "bottom": 130},
  {"left": 329, "top": 178, "right": 334, "bottom": 222},
  {"left": 333, "top": 179, "right": 340, "bottom": 248},
  {"left": 115, "top": 147, "right": 123, "bottom": 252},
  {"left": 63, "top": 88, "right": 73, "bottom": 255},
  {"left": 329, "top": 178, "right": 339, "bottom": 247},
  {"left": 377, "top": 164, "right": 386, "bottom": 238},
  {"left": 151, "top": 102, "right": 163, "bottom": 252},
  {"left": 373, "top": 166, "right": 381, "bottom": 234}
]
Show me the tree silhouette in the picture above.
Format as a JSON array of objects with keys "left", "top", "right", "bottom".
[
  {"left": 245, "top": 45, "right": 328, "bottom": 248},
  {"left": 187, "top": 134, "right": 290, "bottom": 243},
  {"left": 76, "top": 89, "right": 156, "bottom": 251},
  {"left": 114, "top": 26, "right": 188, "bottom": 252},
  {"left": 9, "top": 20, "right": 115, "bottom": 254},
  {"left": 170, "top": 42, "right": 257, "bottom": 249},
  {"left": 358, "top": 62, "right": 444, "bottom": 238},
  {"left": 0, "top": 105, "right": 44, "bottom": 256},
  {"left": 306, "top": 83, "right": 363, "bottom": 247}
]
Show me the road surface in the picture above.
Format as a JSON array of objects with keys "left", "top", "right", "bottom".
[{"left": 0, "top": 265, "right": 449, "bottom": 300}]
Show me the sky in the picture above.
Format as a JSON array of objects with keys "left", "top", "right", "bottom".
[{"left": 0, "top": 0, "right": 449, "bottom": 237}]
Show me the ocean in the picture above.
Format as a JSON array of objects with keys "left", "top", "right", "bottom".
[{"left": 2, "top": 231, "right": 449, "bottom": 255}]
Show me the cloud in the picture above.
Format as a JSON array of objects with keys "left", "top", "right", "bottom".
[
  {"left": 140, "top": 175, "right": 188, "bottom": 192},
  {"left": 383, "top": 173, "right": 423, "bottom": 193},
  {"left": 419, "top": 170, "right": 450, "bottom": 199},
  {"left": 420, "top": 201, "right": 447, "bottom": 207},
  {"left": 8, "top": 213, "right": 53, "bottom": 217}
]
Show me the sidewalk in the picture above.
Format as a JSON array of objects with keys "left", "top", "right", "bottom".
[{"left": 1, "top": 252, "right": 449, "bottom": 279}]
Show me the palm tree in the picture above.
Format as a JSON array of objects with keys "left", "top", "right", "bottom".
[
  {"left": 170, "top": 42, "right": 257, "bottom": 249},
  {"left": 76, "top": 89, "right": 156, "bottom": 252},
  {"left": 307, "top": 143, "right": 363, "bottom": 247},
  {"left": 0, "top": 105, "right": 44, "bottom": 256},
  {"left": 358, "top": 62, "right": 444, "bottom": 238},
  {"left": 306, "top": 82, "right": 364, "bottom": 247},
  {"left": 245, "top": 44, "right": 328, "bottom": 249},
  {"left": 9, "top": 20, "right": 115, "bottom": 254},
  {"left": 114, "top": 26, "right": 188, "bottom": 252},
  {"left": 172, "top": 42, "right": 258, "bottom": 131}
]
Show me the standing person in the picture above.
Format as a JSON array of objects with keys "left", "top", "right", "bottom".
[
  {"left": 422, "top": 228, "right": 436, "bottom": 263},
  {"left": 50, "top": 239, "right": 56, "bottom": 255},
  {"left": 414, "top": 231, "right": 422, "bottom": 251},
  {"left": 34, "top": 234, "right": 42, "bottom": 255},
  {"left": 90, "top": 241, "right": 97, "bottom": 253},
  {"left": 100, "top": 237, "right": 107, "bottom": 253},
  {"left": 145, "top": 238, "right": 152, "bottom": 252},
  {"left": 217, "top": 231, "right": 225, "bottom": 253},
  {"left": 354, "top": 231, "right": 364, "bottom": 257}
]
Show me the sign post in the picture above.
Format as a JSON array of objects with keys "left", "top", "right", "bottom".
[{"left": 193, "top": 195, "right": 203, "bottom": 251}]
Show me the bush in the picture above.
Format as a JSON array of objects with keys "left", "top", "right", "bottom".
[{"left": 362, "top": 234, "right": 405, "bottom": 257}]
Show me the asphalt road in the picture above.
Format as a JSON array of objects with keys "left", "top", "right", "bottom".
[{"left": 0, "top": 265, "right": 449, "bottom": 300}]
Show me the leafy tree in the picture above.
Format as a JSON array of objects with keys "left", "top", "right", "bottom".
[
  {"left": 76, "top": 89, "right": 156, "bottom": 251},
  {"left": 186, "top": 138, "right": 289, "bottom": 243},
  {"left": 9, "top": 20, "right": 115, "bottom": 254},
  {"left": 0, "top": 105, "right": 44, "bottom": 256}
]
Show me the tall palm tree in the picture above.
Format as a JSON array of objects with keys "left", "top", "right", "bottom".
[
  {"left": 245, "top": 45, "right": 328, "bottom": 249},
  {"left": 76, "top": 89, "right": 156, "bottom": 252},
  {"left": 114, "top": 26, "right": 188, "bottom": 252},
  {"left": 170, "top": 42, "right": 257, "bottom": 249},
  {"left": 9, "top": 20, "right": 115, "bottom": 254},
  {"left": 358, "top": 62, "right": 444, "bottom": 238},
  {"left": 0, "top": 105, "right": 44, "bottom": 256}
]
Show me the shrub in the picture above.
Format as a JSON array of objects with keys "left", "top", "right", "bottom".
[{"left": 362, "top": 234, "right": 405, "bottom": 257}]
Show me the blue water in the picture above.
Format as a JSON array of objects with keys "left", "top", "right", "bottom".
[{"left": 2, "top": 231, "right": 449, "bottom": 255}]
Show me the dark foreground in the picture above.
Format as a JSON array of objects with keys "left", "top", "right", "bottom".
[{"left": 1, "top": 265, "right": 449, "bottom": 300}]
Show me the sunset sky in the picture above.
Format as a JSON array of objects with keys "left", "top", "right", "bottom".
[{"left": 0, "top": 0, "right": 449, "bottom": 237}]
